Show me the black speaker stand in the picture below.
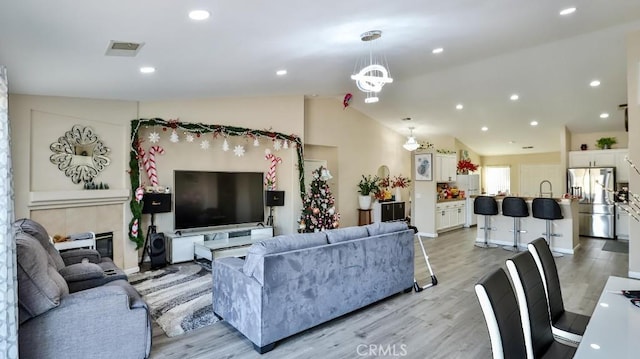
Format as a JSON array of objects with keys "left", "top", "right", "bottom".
[
  {"left": 266, "top": 206, "right": 274, "bottom": 226},
  {"left": 139, "top": 213, "right": 157, "bottom": 266}
]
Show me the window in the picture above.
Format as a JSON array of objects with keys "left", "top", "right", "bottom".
[{"left": 485, "top": 166, "right": 510, "bottom": 195}]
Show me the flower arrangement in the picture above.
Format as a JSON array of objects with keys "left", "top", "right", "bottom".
[
  {"left": 391, "top": 175, "right": 411, "bottom": 189},
  {"left": 457, "top": 159, "right": 478, "bottom": 174}
]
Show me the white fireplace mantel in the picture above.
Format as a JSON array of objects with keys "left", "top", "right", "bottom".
[{"left": 29, "top": 189, "right": 130, "bottom": 209}]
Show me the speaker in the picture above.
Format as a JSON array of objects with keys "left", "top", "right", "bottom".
[
  {"left": 149, "top": 232, "right": 166, "bottom": 269},
  {"left": 265, "top": 191, "right": 285, "bottom": 207},
  {"left": 142, "top": 193, "right": 172, "bottom": 214}
]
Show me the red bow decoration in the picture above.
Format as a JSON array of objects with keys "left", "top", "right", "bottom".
[{"left": 343, "top": 93, "right": 353, "bottom": 109}]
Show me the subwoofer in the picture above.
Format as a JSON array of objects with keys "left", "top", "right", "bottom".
[{"left": 149, "top": 232, "right": 166, "bottom": 269}]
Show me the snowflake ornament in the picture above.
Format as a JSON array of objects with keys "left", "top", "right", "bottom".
[
  {"left": 169, "top": 129, "right": 179, "bottom": 143},
  {"left": 148, "top": 131, "right": 160, "bottom": 143},
  {"left": 253, "top": 137, "right": 260, "bottom": 147},
  {"left": 185, "top": 133, "right": 195, "bottom": 143},
  {"left": 222, "top": 138, "right": 230, "bottom": 151},
  {"left": 233, "top": 145, "right": 245, "bottom": 157},
  {"left": 200, "top": 139, "right": 210, "bottom": 150},
  {"left": 273, "top": 139, "right": 282, "bottom": 151}
]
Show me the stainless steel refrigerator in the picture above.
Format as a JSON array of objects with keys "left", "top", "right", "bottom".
[
  {"left": 456, "top": 174, "right": 480, "bottom": 227},
  {"left": 567, "top": 167, "right": 616, "bottom": 239}
]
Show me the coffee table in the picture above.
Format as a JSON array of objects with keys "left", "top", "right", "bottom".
[{"left": 194, "top": 235, "right": 263, "bottom": 261}]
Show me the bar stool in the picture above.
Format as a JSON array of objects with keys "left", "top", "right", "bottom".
[
  {"left": 501, "top": 197, "right": 528, "bottom": 252},
  {"left": 532, "top": 198, "right": 563, "bottom": 257},
  {"left": 474, "top": 196, "right": 498, "bottom": 248}
]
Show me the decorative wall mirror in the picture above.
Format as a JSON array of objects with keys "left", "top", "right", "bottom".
[
  {"left": 377, "top": 165, "right": 390, "bottom": 180},
  {"left": 50, "top": 125, "right": 111, "bottom": 184}
]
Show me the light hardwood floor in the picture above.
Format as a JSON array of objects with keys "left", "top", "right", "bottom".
[{"left": 149, "top": 228, "right": 628, "bottom": 359}]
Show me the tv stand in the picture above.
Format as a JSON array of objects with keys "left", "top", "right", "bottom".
[{"left": 165, "top": 225, "right": 273, "bottom": 263}]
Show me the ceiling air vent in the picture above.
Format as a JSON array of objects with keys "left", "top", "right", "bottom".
[
  {"left": 105, "top": 41, "right": 144, "bottom": 57},
  {"left": 522, "top": 146, "right": 534, "bottom": 150}
]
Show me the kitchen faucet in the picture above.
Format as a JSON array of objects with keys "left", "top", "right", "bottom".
[{"left": 539, "top": 180, "right": 553, "bottom": 198}]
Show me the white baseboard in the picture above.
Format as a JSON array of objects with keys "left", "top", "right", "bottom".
[
  {"left": 418, "top": 232, "right": 438, "bottom": 238},
  {"left": 628, "top": 271, "right": 640, "bottom": 279},
  {"left": 474, "top": 238, "right": 575, "bottom": 255},
  {"left": 124, "top": 266, "right": 140, "bottom": 275}
]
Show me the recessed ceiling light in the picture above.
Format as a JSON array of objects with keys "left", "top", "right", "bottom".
[
  {"left": 189, "top": 10, "right": 210, "bottom": 21},
  {"left": 600, "top": 113, "right": 609, "bottom": 119},
  {"left": 456, "top": 104, "right": 464, "bottom": 110},
  {"left": 590, "top": 80, "right": 601, "bottom": 87},
  {"left": 530, "top": 121, "right": 538, "bottom": 126},
  {"left": 481, "top": 126, "right": 488, "bottom": 131},
  {"left": 139, "top": 66, "right": 155, "bottom": 74},
  {"left": 365, "top": 97, "right": 379, "bottom": 104},
  {"left": 560, "top": 7, "right": 577, "bottom": 16},
  {"left": 510, "top": 94, "right": 519, "bottom": 101},
  {"left": 432, "top": 48, "right": 444, "bottom": 54},
  {"left": 276, "top": 69, "right": 287, "bottom": 76}
]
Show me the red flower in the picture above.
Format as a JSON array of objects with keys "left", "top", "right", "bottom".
[{"left": 457, "top": 159, "right": 478, "bottom": 173}]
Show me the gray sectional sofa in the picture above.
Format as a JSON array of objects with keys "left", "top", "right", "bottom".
[{"left": 213, "top": 221, "right": 415, "bottom": 353}]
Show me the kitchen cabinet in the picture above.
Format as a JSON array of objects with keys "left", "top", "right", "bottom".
[
  {"left": 569, "top": 149, "right": 629, "bottom": 182},
  {"left": 436, "top": 200, "right": 466, "bottom": 232},
  {"left": 616, "top": 205, "right": 630, "bottom": 240},
  {"left": 373, "top": 201, "right": 405, "bottom": 222},
  {"left": 436, "top": 154, "right": 457, "bottom": 182}
]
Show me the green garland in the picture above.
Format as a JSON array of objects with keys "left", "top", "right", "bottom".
[{"left": 128, "top": 118, "right": 305, "bottom": 248}]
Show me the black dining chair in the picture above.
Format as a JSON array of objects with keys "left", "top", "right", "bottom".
[
  {"left": 528, "top": 238, "right": 590, "bottom": 345},
  {"left": 505, "top": 251, "right": 577, "bottom": 358},
  {"left": 475, "top": 268, "right": 528, "bottom": 359}
]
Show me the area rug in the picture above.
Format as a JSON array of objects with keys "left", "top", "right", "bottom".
[
  {"left": 602, "top": 240, "right": 629, "bottom": 254},
  {"left": 128, "top": 262, "right": 218, "bottom": 337}
]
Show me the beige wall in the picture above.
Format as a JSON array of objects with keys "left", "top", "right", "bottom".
[
  {"left": 9, "top": 94, "right": 137, "bottom": 269},
  {"left": 571, "top": 130, "right": 629, "bottom": 151},
  {"left": 304, "top": 97, "right": 411, "bottom": 227},
  {"left": 480, "top": 152, "right": 561, "bottom": 195},
  {"left": 137, "top": 96, "right": 305, "bottom": 236},
  {"left": 627, "top": 30, "right": 640, "bottom": 278}
]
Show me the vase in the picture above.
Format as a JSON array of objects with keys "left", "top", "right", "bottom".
[
  {"left": 394, "top": 188, "right": 402, "bottom": 202},
  {"left": 358, "top": 195, "right": 372, "bottom": 210}
]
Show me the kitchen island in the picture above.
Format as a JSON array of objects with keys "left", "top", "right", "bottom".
[{"left": 474, "top": 196, "right": 579, "bottom": 254}]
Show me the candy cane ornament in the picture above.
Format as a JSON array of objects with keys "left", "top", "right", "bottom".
[
  {"left": 144, "top": 145, "right": 165, "bottom": 186},
  {"left": 264, "top": 149, "right": 282, "bottom": 189},
  {"left": 135, "top": 186, "right": 145, "bottom": 203}
]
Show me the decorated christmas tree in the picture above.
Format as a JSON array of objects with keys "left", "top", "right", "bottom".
[{"left": 298, "top": 166, "right": 340, "bottom": 232}]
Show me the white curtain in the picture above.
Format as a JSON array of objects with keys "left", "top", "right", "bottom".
[
  {"left": 0, "top": 66, "right": 18, "bottom": 358},
  {"left": 485, "top": 166, "right": 511, "bottom": 195}
]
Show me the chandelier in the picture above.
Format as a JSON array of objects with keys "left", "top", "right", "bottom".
[
  {"left": 351, "top": 30, "right": 393, "bottom": 104},
  {"left": 403, "top": 127, "right": 420, "bottom": 151}
]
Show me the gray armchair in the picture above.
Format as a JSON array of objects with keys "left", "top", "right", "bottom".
[
  {"left": 17, "top": 231, "right": 152, "bottom": 359},
  {"left": 14, "top": 218, "right": 127, "bottom": 292}
]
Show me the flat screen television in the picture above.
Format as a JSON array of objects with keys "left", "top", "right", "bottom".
[{"left": 173, "top": 170, "right": 265, "bottom": 230}]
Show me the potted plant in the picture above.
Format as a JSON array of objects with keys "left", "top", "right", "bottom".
[
  {"left": 357, "top": 175, "right": 379, "bottom": 209},
  {"left": 457, "top": 159, "right": 479, "bottom": 174},
  {"left": 596, "top": 137, "right": 617, "bottom": 150}
]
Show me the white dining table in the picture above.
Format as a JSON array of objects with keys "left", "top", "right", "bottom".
[{"left": 574, "top": 276, "right": 640, "bottom": 358}]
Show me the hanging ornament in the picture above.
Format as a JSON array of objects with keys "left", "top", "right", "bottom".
[
  {"left": 130, "top": 219, "right": 139, "bottom": 237},
  {"left": 273, "top": 139, "right": 282, "bottom": 151},
  {"left": 185, "top": 133, "right": 195, "bottom": 143},
  {"left": 253, "top": 137, "right": 260, "bottom": 147},
  {"left": 283, "top": 140, "right": 289, "bottom": 149},
  {"left": 222, "top": 138, "right": 230, "bottom": 151},
  {"left": 196, "top": 133, "right": 201, "bottom": 138},
  {"left": 200, "top": 139, "right": 210, "bottom": 150},
  {"left": 135, "top": 186, "right": 144, "bottom": 203},
  {"left": 148, "top": 131, "right": 160, "bottom": 143},
  {"left": 169, "top": 129, "right": 179, "bottom": 143},
  {"left": 233, "top": 145, "right": 245, "bottom": 157},
  {"left": 144, "top": 145, "right": 164, "bottom": 186}
]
